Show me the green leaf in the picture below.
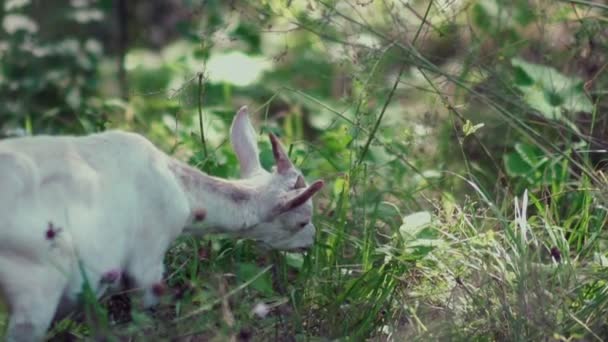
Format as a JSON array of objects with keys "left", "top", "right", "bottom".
[
  {"left": 206, "top": 51, "right": 272, "bottom": 87},
  {"left": 514, "top": 143, "right": 543, "bottom": 167},
  {"left": 398, "top": 211, "right": 446, "bottom": 260},
  {"left": 463, "top": 119, "right": 485, "bottom": 137},
  {"left": 236, "top": 263, "right": 274, "bottom": 296},
  {"left": 514, "top": 2, "right": 536, "bottom": 25},
  {"left": 399, "top": 211, "right": 432, "bottom": 240},
  {"left": 333, "top": 176, "right": 349, "bottom": 198},
  {"left": 505, "top": 143, "right": 567, "bottom": 186},
  {"left": 511, "top": 58, "right": 593, "bottom": 122},
  {"left": 403, "top": 245, "right": 436, "bottom": 261},
  {"left": 513, "top": 66, "right": 534, "bottom": 86},
  {"left": 504, "top": 151, "right": 531, "bottom": 177},
  {"left": 285, "top": 253, "right": 304, "bottom": 270},
  {"left": 259, "top": 143, "right": 275, "bottom": 171},
  {"left": 472, "top": 3, "right": 492, "bottom": 32}
]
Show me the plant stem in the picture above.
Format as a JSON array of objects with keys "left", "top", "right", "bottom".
[{"left": 197, "top": 72, "right": 208, "bottom": 158}]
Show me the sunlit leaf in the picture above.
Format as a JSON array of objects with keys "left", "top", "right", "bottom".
[
  {"left": 285, "top": 253, "right": 304, "bottom": 269},
  {"left": 514, "top": 143, "right": 543, "bottom": 167},
  {"left": 237, "top": 263, "right": 274, "bottom": 296},
  {"left": 333, "top": 176, "right": 349, "bottom": 198},
  {"left": 72, "top": 9, "right": 104, "bottom": 23},
  {"left": 399, "top": 211, "right": 432, "bottom": 240},
  {"left": 2, "top": 14, "right": 38, "bottom": 34},
  {"left": 472, "top": 3, "right": 492, "bottom": 32},
  {"left": 511, "top": 58, "right": 593, "bottom": 122},
  {"left": 462, "top": 119, "right": 485, "bottom": 136},
  {"left": 206, "top": 51, "right": 272, "bottom": 87},
  {"left": 4, "top": 0, "right": 30, "bottom": 11},
  {"left": 84, "top": 39, "right": 103, "bottom": 56},
  {"left": 66, "top": 88, "right": 82, "bottom": 109}
]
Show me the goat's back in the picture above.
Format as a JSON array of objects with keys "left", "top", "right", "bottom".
[{"left": 0, "top": 130, "right": 177, "bottom": 271}]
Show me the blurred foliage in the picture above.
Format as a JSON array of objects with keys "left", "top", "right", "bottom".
[
  {"left": 1, "top": 0, "right": 608, "bottom": 340},
  {"left": 0, "top": 0, "right": 108, "bottom": 134}
]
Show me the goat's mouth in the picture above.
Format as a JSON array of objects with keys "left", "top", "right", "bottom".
[
  {"left": 255, "top": 241, "right": 312, "bottom": 253},
  {"left": 285, "top": 246, "right": 310, "bottom": 253},
  {"left": 274, "top": 240, "right": 314, "bottom": 252}
]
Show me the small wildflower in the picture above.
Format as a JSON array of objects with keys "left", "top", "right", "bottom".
[
  {"left": 198, "top": 246, "right": 209, "bottom": 261},
  {"left": 251, "top": 302, "right": 270, "bottom": 318},
  {"left": 173, "top": 281, "right": 194, "bottom": 300},
  {"left": 152, "top": 282, "right": 165, "bottom": 297},
  {"left": 237, "top": 328, "right": 252, "bottom": 341},
  {"left": 101, "top": 269, "right": 122, "bottom": 284},
  {"left": 550, "top": 246, "right": 562, "bottom": 263}
]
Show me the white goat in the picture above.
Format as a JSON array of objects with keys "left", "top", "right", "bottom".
[{"left": 0, "top": 106, "right": 324, "bottom": 341}]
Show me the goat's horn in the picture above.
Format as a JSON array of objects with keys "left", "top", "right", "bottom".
[{"left": 269, "top": 133, "right": 293, "bottom": 174}]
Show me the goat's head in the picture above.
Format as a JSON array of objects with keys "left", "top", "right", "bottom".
[{"left": 230, "top": 106, "right": 324, "bottom": 250}]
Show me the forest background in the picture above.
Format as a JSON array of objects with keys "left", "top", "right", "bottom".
[{"left": 1, "top": 0, "right": 607, "bottom": 340}]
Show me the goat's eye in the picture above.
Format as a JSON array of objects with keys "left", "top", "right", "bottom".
[{"left": 298, "top": 222, "right": 308, "bottom": 228}]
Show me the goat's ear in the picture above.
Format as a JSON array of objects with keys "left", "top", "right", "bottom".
[
  {"left": 275, "top": 180, "right": 324, "bottom": 214},
  {"left": 269, "top": 133, "right": 293, "bottom": 174},
  {"left": 230, "top": 106, "right": 262, "bottom": 178}
]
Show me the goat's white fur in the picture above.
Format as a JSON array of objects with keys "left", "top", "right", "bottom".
[{"left": 0, "top": 106, "right": 323, "bottom": 341}]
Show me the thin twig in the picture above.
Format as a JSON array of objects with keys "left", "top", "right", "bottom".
[
  {"left": 315, "top": 0, "right": 601, "bottom": 186},
  {"left": 281, "top": 86, "right": 437, "bottom": 191},
  {"left": 197, "top": 72, "right": 208, "bottom": 157},
  {"left": 173, "top": 265, "right": 272, "bottom": 323},
  {"left": 559, "top": 0, "right": 608, "bottom": 10},
  {"left": 356, "top": 0, "right": 433, "bottom": 165},
  {"left": 417, "top": 67, "right": 502, "bottom": 174},
  {"left": 356, "top": 61, "right": 406, "bottom": 166}
]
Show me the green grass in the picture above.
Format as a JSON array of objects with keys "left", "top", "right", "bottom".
[
  {"left": 42, "top": 167, "right": 603, "bottom": 340},
  {"left": 2, "top": 0, "right": 608, "bottom": 340}
]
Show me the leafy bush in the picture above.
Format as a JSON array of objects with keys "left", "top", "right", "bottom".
[
  {"left": 1, "top": 0, "right": 607, "bottom": 340},
  {"left": 0, "top": 0, "right": 107, "bottom": 134}
]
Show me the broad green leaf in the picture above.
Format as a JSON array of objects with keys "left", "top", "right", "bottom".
[
  {"left": 236, "top": 263, "right": 274, "bottom": 296},
  {"left": 285, "top": 253, "right": 304, "bottom": 270},
  {"left": 504, "top": 151, "right": 531, "bottom": 177},
  {"left": 402, "top": 245, "right": 436, "bottom": 261},
  {"left": 399, "top": 210, "right": 444, "bottom": 261},
  {"left": 594, "top": 253, "right": 608, "bottom": 268},
  {"left": 472, "top": 3, "right": 492, "bottom": 32},
  {"left": 514, "top": 143, "right": 543, "bottom": 167},
  {"left": 505, "top": 143, "right": 566, "bottom": 186},
  {"left": 513, "top": 65, "right": 534, "bottom": 86},
  {"left": 399, "top": 211, "right": 432, "bottom": 240},
  {"left": 206, "top": 51, "right": 272, "bottom": 87},
  {"left": 511, "top": 58, "right": 593, "bottom": 123}
]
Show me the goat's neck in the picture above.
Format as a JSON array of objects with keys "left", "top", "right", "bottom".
[{"left": 168, "top": 159, "right": 261, "bottom": 234}]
